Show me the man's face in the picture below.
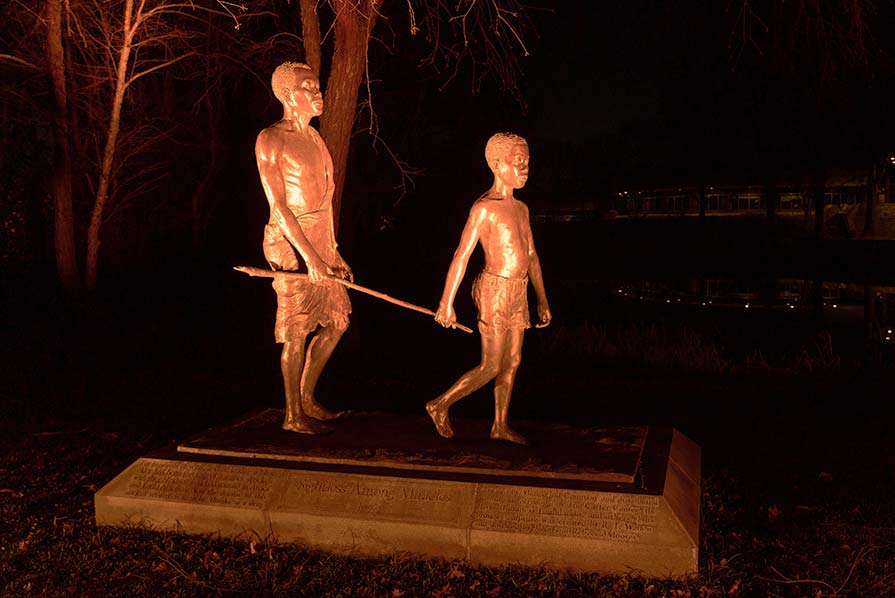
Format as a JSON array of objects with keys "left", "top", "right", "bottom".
[
  {"left": 495, "top": 143, "right": 530, "bottom": 189},
  {"left": 286, "top": 71, "right": 323, "bottom": 117}
]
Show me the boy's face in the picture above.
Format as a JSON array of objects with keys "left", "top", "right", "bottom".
[{"left": 495, "top": 143, "right": 530, "bottom": 189}]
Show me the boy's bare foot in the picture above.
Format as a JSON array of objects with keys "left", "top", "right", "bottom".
[
  {"left": 490, "top": 423, "right": 527, "bottom": 445},
  {"left": 282, "top": 415, "right": 333, "bottom": 435},
  {"left": 302, "top": 398, "right": 349, "bottom": 421},
  {"left": 426, "top": 400, "right": 454, "bottom": 438}
]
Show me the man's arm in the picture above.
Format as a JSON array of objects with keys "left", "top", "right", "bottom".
[
  {"left": 522, "top": 203, "right": 551, "bottom": 328},
  {"left": 255, "top": 129, "right": 331, "bottom": 282},
  {"left": 317, "top": 129, "right": 353, "bottom": 282},
  {"left": 435, "top": 203, "right": 486, "bottom": 328}
]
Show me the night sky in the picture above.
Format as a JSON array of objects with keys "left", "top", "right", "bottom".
[{"left": 474, "top": 2, "right": 892, "bottom": 189}]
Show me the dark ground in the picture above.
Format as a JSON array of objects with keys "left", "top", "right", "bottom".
[{"left": 2, "top": 220, "right": 895, "bottom": 595}]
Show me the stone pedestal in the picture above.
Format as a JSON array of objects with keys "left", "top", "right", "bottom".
[{"left": 95, "top": 409, "right": 700, "bottom": 576}]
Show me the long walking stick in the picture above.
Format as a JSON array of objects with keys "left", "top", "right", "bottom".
[{"left": 234, "top": 266, "right": 474, "bottom": 334}]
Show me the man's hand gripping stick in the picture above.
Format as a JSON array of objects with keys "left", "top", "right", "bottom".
[{"left": 234, "top": 266, "right": 474, "bottom": 333}]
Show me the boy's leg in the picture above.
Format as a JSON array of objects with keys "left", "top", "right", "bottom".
[
  {"left": 426, "top": 330, "right": 506, "bottom": 438},
  {"left": 490, "top": 328, "right": 527, "bottom": 445}
]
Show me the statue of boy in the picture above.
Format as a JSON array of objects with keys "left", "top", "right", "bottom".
[
  {"left": 255, "top": 62, "right": 352, "bottom": 434},
  {"left": 426, "top": 132, "right": 551, "bottom": 445}
]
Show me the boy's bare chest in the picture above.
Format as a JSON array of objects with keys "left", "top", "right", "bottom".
[{"left": 482, "top": 203, "right": 527, "bottom": 240}]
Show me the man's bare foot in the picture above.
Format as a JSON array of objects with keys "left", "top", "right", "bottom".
[
  {"left": 282, "top": 415, "right": 332, "bottom": 434},
  {"left": 426, "top": 400, "right": 454, "bottom": 439},
  {"left": 490, "top": 423, "right": 527, "bottom": 445},
  {"left": 302, "top": 398, "right": 349, "bottom": 421}
]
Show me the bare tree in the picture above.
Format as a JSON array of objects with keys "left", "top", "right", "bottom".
[
  {"left": 47, "top": 0, "right": 80, "bottom": 290},
  {"left": 66, "top": 0, "right": 213, "bottom": 287},
  {"left": 4, "top": 0, "right": 244, "bottom": 288},
  {"left": 299, "top": 0, "right": 323, "bottom": 76},
  {"left": 322, "top": 0, "right": 382, "bottom": 232},
  {"left": 731, "top": 0, "right": 877, "bottom": 81}
]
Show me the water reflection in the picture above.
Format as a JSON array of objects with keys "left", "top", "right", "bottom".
[{"left": 615, "top": 278, "right": 894, "bottom": 343}]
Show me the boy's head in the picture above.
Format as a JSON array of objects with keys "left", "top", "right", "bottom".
[{"left": 485, "top": 132, "right": 529, "bottom": 189}]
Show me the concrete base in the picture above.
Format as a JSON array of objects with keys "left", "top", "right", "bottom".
[{"left": 95, "top": 410, "right": 700, "bottom": 577}]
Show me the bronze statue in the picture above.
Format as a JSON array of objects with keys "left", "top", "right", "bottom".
[
  {"left": 255, "top": 62, "right": 352, "bottom": 434},
  {"left": 426, "top": 133, "right": 552, "bottom": 445}
]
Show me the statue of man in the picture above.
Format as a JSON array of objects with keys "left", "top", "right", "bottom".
[
  {"left": 426, "top": 132, "right": 551, "bottom": 445},
  {"left": 255, "top": 62, "right": 352, "bottom": 434}
]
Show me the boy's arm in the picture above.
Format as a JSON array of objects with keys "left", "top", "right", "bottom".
[
  {"left": 435, "top": 203, "right": 486, "bottom": 328},
  {"left": 256, "top": 130, "right": 332, "bottom": 283},
  {"left": 523, "top": 204, "right": 552, "bottom": 328}
]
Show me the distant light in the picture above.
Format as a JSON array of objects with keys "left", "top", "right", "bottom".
[
  {"left": 789, "top": 305, "right": 795, "bottom": 309},
  {"left": 666, "top": 299, "right": 671, "bottom": 303},
  {"left": 745, "top": 303, "right": 750, "bottom": 309},
  {"left": 618, "top": 289, "right": 622, "bottom": 293},
  {"left": 701, "top": 302, "right": 706, "bottom": 306},
  {"left": 832, "top": 304, "right": 838, "bottom": 309}
]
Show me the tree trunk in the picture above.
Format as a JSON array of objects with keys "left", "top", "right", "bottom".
[
  {"left": 320, "top": 0, "right": 382, "bottom": 237},
  {"left": 299, "top": 0, "right": 322, "bottom": 76},
  {"left": 86, "top": 0, "right": 135, "bottom": 288},
  {"left": 47, "top": 0, "right": 80, "bottom": 290}
]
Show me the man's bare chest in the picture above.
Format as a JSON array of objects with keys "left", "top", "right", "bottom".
[{"left": 280, "top": 135, "right": 328, "bottom": 184}]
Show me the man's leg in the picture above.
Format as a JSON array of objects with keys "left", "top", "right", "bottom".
[
  {"left": 426, "top": 331, "right": 506, "bottom": 438},
  {"left": 282, "top": 338, "right": 331, "bottom": 434},
  {"left": 300, "top": 319, "right": 349, "bottom": 420},
  {"left": 490, "top": 328, "right": 526, "bottom": 445}
]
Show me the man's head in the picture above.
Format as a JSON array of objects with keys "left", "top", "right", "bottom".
[
  {"left": 485, "top": 132, "right": 529, "bottom": 189},
  {"left": 271, "top": 62, "right": 323, "bottom": 117}
]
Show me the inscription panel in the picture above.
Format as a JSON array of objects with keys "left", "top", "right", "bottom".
[
  {"left": 472, "top": 485, "right": 659, "bottom": 543},
  {"left": 122, "top": 459, "right": 281, "bottom": 509},
  {"left": 271, "top": 471, "right": 470, "bottom": 527}
]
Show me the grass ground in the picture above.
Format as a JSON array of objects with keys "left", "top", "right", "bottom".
[{"left": 2, "top": 268, "right": 894, "bottom": 596}]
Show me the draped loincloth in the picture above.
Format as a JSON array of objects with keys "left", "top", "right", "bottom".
[
  {"left": 263, "top": 224, "right": 351, "bottom": 340},
  {"left": 472, "top": 270, "right": 530, "bottom": 334}
]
